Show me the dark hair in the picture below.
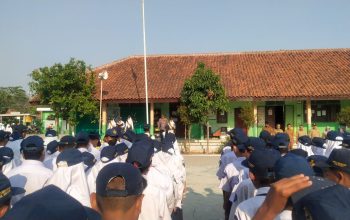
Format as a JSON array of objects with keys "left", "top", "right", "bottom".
[
  {"left": 251, "top": 169, "right": 275, "bottom": 186},
  {"left": 23, "top": 149, "right": 43, "bottom": 160},
  {"left": 76, "top": 143, "right": 88, "bottom": 148},
  {"left": 107, "top": 138, "right": 117, "bottom": 146},
  {"left": 58, "top": 144, "right": 75, "bottom": 151},
  {"left": 287, "top": 123, "right": 291, "bottom": 126}
]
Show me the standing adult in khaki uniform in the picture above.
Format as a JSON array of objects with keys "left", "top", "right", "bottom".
[
  {"left": 285, "top": 123, "right": 294, "bottom": 150},
  {"left": 297, "top": 125, "right": 306, "bottom": 140},
  {"left": 310, "top": 123, "right": 321, "bottom": 138},
  {"left": 262, "top": 121, "right": 275, "bottom": 136},
  {"left": 275, "top": 124, "right": 284, "bottom": 134}
]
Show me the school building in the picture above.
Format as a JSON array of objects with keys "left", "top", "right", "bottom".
[{"left": 86, "top": 48, "right": 350, "bottom": 139}]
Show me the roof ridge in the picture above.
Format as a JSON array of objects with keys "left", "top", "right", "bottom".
[{"left": 94, "top": 48, "right": 350, "bottom": 70}]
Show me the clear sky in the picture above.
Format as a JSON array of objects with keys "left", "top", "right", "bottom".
[{"left": 1, "top": 0, "right": 350, "bottom": 92}]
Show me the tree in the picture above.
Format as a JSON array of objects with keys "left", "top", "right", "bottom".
[
  {"left": 337, "top": 107, "right": 350, "bottom": 128},
  {"left": 180, "top": 62, "right": 229, "bottom": 153},
  {"left": 0, "top": 86, "right": 29, "bottom": 114},
  {"left": 177, "top": 104, "right": 192, "bottom": 152},
  {"left": 29, "top": 58, "right": 98, "bottom": 131},
  {"left": 239, "top": 104, "right": 255, "bottom": 130}
]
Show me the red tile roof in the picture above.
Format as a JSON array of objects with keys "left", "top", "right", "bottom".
[{"left": 94, "top": 48, "right": 350, "bottom": 103}]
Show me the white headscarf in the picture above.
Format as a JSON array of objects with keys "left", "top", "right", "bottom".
[
  {"left": 45, "top": 162, "right": 91, "bottom": 207},
  {"left": 325, "top": 136, "right": 343, "bottom": 158},
  {"left": 296, "top": 142, "right": 313, "bottom": 157}
]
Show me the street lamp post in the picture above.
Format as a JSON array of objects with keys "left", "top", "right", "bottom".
[{"left": 98, "top": 71, "right": 108, "bottom": 135}]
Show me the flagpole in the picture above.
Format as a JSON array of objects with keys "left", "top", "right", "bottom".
[{"left": 142, "top": 0, "right": 149, "bottom": 125}]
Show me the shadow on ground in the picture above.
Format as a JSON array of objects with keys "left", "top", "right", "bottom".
[{"left": 183, "top": 187, "right": 224, "bottom": 220}]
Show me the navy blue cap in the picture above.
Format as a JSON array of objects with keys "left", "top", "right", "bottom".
[
  {"left": 164, "top": 133, "right": 176, "bottom": 144},
  {"left": 228, "top": 128, "right": 249, "bottom": 145},
  {"left": 244, "top": 137, "right": 266, "bottom": 151},
  {"left": 46, "top": 140, "right": 58, "bottom": 155},
  {"left": 0, "top": 147, "right": 14, "bottom": 166},
  {"left": 76, "top": 132, "right": 89, "bottom": 145},
  {"left": 126, "top": 140, "right": 154, "bottom": 170},
  {"left": 259, "top": 130, "right": 271, "bottom": 142},
  {"left": 2, "top": 185, "right": 100, "bottom": 220},
  {"left": 96, "top": 163, "right": 147, "bottom": 197},
  {"left": 58, "top": 135, "right": 76, "bottom": 146},
  {"left": 88, "top": 132, "right": 100, "bottom": 140},
  {"left": 0, "top": 130, "right": 10, "bottom": 141},
  {"left": 311, "top": 137, "right": 326, "bottom": 149},
  {"left": 307, "top": 155, "right": 328, "bottom": 176},
  {"left": 292, "top": 184, "right": 350, "bottom": 220},
  {"left": 275, "top": 133, "right": 290, "bottom": 142},
  {"left": 14, "top": 124, "right": 27, "bottom": 133},
  {"left": 100, "top": 145, "right": 118, "bottom": 163},
  {"left": 290, "top": 149, "right": 308, "bottom": 158},
  {"left": 9, "top": 131, "right": 21, "bottom": 141},
  {"left": 45, "top": 129, "right": 57, "bottom": 137},
  {"left": 298, "top": 135, "right": 312, "bottom": 146},
  {"left": 326, "top": 130, "right": 343, "bottom": 141},
  {"left": 56, "top": 148, "right": 83, "bottom": 167},
  {"left": 274, "top": 154, "right": 314, "bottom": 180},
  {"left": 242, "top": 148, "right": 280, "bottom": 178},
  {"left": 161, "top": 140, "right": 174, "bottom": 153},
  {"left": 326, "top": 148, "right": 350, "bottom": 174},
  {"left": 122, "top": 130, "right": 136, "bottom": 143},
  {"left": 340, "top": 137, "right": 350, "bottom": 148},
  {"left": 20, "top": 136, "right": 44, "bottom": 152},
  {"left": 152, "top": 140, "right": 162, "bottom": 152},
  {"left": 271, "top": 136, "right": 289, "bottom": 149},
  {"left": 0, "top": 173, "right": 25, "bottom": 205},
  {"left": 116, "top": 143, "right": 129, "bottom": 156},
  {"left": 105, "top": 129, "right": 118, "bottom": 138},
  {"left": 82, "top": 152, "right": 96, "bottom": 170}
]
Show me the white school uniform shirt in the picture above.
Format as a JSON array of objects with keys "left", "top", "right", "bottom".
[
  {"left": 311, "top": 145, "right": 326, "bottom": 156},
  {"left": 235, "top": 187, "right": 292, "bottom": 220},
  {"left": 325, "top": 138, "right": 343, "bottom": 158},
  {"left": 217, "top": 151, "right": 237, "bottom": 180},
  {"left": 6, "top": 160, "right": 53, "bottom": 198},
  {"left": 86, "top": 157, "right": 121, "bottom": 193},
  {"left": 152, "top": 151, "right": 186, "bottom": 209},
  {"left": 45, "top": 162, "right": 91, "bottom": 207},
  {"left": 147, "top": 163, "right": 176, "bottom": 212},
  {"left": 0, "top": 145, "right": 15, "bottom": 175},
  {"left": 220, "top": 157, "right": 248, "bottom": 193},
  {"left": 138, "top": 176, "right": 172, "bottom": 220},
  {"left": 6, "top": 139, "right": 23, "bottom": 167},
  {"left": 87, "top": 143, "right": 101, "bottom": 161},
  {"left": 229, "top": 178, "right": 257, "bottom": 220},
  {"left": 43, "top": 151, "right": 60, "bottom": 171},
  {"left": 296, "top": 142, "right": 313, "bottom": 157}
]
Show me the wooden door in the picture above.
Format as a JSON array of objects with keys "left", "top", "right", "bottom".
[{"left": 234, "top": 108, "right": 247, "bottom": 134}]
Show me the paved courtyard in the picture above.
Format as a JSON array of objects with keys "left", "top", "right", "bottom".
[{"left": 183, "top": 155, "right": 224, "bottom": 220}]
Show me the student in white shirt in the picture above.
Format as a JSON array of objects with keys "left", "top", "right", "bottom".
[
  {"left": 235, "top": 148, "right": 281, "bottom": 220},
  {"left": 76, "top": 132, "right": 100, "bottom": 161},
  {"left": 126, "top": 139, "right": 171, "bottom": 220},
  {"left": 6, "top": 128, "right": 26, "bottom": 167},
  {"left": 6, "top": 136, "right": 53, "bottom": 202},
  {"left": 0, "top": 131, "right": 15, "bottom": 175},
  {"left": 44, "top": 136, "right": 76, "bottom": 171},
  {"left": 45, "top": 148, "right": 91, "bottom": 207},
  {"left": 90, "top": 163, "right": 146, "bottom": 220}
]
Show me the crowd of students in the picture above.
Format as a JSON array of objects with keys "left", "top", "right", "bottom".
[
  {"left": 217, "top": 127, "right": 350, "bottom": 220},
  {"left": 0, "top": 123, "right": 186, "bottom": 220}
]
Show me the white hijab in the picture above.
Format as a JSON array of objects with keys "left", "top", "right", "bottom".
[
  {"left": 296, "top": 142, "right": 313, "bottom": 157},
  {"left": 325, "top": 137, "right": 343, "bottom": 158},
  {"left": 45, "top": 162, "right": 91, "bottom": 207}
]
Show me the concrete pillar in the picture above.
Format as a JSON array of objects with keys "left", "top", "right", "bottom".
[
  {"left": 102, "top": 102, "right": 107, "bottom": 134},
  {"left": 150, "top": 102, "right": 154, "bottom": 135},
  {"left": 306, "top": 99, "right": 312, "bottom": 133},
  {"left": 253, "top": 102, "right": 258, "bottom": 137}
]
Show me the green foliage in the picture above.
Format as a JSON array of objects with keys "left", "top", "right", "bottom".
[
  {"left": 29, "top": 58, "right": 98, "bottom": 126},
  {"left": 180, "top": 62, "right": 229, "bottom": 124},
  {"left": 239, "top": 104, "right": 255, "bottom": 129},
  {"left": 337, "top": 107, "right": 350, "bottom": 127},
  {"left": 177, "top": 105, "right": 192, "bottom": 126},
  {"left": 0, "top": 86, "right": 29, "bottom": 114}
]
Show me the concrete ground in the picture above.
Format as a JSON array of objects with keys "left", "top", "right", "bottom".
[{"left": 183, "top": 155, "right": 224, "bottom": 220}]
